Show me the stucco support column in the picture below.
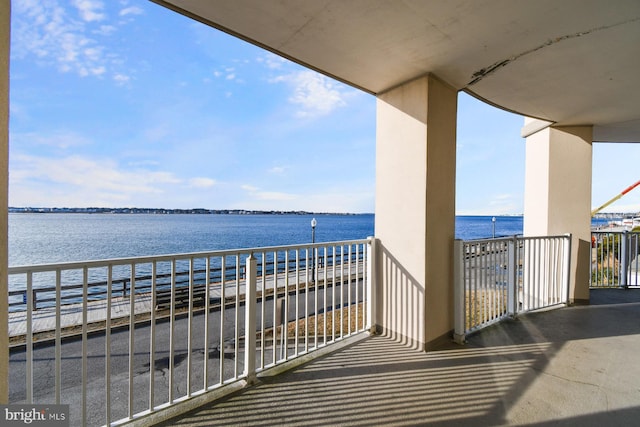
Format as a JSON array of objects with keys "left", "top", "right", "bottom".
[
  {"left": 375, "top": 74, "right": 457, "bottom": 350},
  {"left": 522, "top": 119, "right": 593, "bottom": 304},
  {"left": 0, "top": 0, "right": 9, "bottom": 404}
]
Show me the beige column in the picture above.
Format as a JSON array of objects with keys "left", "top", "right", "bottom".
[
  {"left": 523, "top": 119, "right": 593, "bottom": 304},
  {"left": 375, "top": 74, "right": 457, "bottom": 350},
  {"left": 0, "top": 0, "right": 9, "bottom": 404}
]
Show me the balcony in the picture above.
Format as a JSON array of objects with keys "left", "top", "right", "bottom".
[
  {"left": 7, "top": 232, "right": 640, "bottom": 426},
  {"left": 164, "top": 287, "right": 640, "bottom": 426}
]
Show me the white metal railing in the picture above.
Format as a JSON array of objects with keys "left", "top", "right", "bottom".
[
  {"left": 591, "top": 231, "right": 640, "bottom": 288},
  {"left": 454, "top": 234, "right": 571, "bottom": 342},
  {"left": 7, "top": 238, "right": 373, "bottom": 426}
]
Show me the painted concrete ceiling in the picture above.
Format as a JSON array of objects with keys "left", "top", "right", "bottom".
[{"left": 153, "top": 0, "right": 640, "bottom": 142}]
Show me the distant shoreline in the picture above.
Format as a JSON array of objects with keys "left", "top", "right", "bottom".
[
  {"left": 9, "top": 208, "right": 633, "bottom": 218},
  {"left": 9, "top": 207, "right": 371, "bottom": 216}
]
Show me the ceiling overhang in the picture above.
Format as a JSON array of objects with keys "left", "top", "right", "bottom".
[{"left": 153, "top": 0, "right": 640, "bottom": 143}]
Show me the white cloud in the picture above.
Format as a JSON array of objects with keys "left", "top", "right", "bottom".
[
  {"left": 10, "top": 154, "right": 183, "bottom": 206},
  {"left": 72, "top": 0, "right": 106, "bottom": 22},
  {"left": 11, "top": 131, "right": 92, "bottom": 149},
  {"left": 271, "top": 70, "right": 348, "bottom": 118},
  {"left": 113, "top": 73, "right": 131, "bottom": 85},
  {"left": 257, "top": 53, "right": 288, "bottom": 70},
  {"left": 189, "top": 177, "right": 217, "bottom": 188},
  {"left": 12, "top": 0, "right": 131, "bottom": 80},
  {"left": 119, "top": 6, "right": 143, "bottom": 17},
  {"left": 95, "top": 25, "right": 116, "bottom": 36}
]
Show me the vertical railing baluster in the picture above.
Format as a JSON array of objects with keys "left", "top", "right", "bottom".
[
  {"left": 271, "top": 251, "right": 276, "bottom": 365},
  {"left": 203, "top": 257, "right": 210, "bottom": 390},
  {"left": 187, "top": 258, "right": 194, "bottom": 397},
  {"left": 536, "top": 239, "right": 542, "bottom": 309},
  {"left": 234, "top": 255, "right": 240, "bottom": 379},
  {"left": 149, "top": 261, "right": 156, "bottom": 411},
  {"left": 524, "top": 239, "right": 536, "bottom": 311},
  {"left": 219, "top": 256, "right": 225, "bottom": 385},
  {"left": 563, "top": 234, "right": 572, "bottom": 303},
  {"left": 481, "top": 241, "right": 487, "bottom": 323},
  {"left": 348, "top": 244, "right": 353, "bottom": 335},
  {"left": 314, "top": 245, "right": 318, "bottom": 348},
  {"left": 82, "top": 267, "right": 88, "bottom": 425},
  {"left": 244, "top": 254, "right": 257, "bottom": 382},
  {"left": 508, "top": 237, "right": 517, "bottom": 316},
  {"left": 551, "top": 238, "right": 556, "bottom": 303},
  {"left": 471, "top": 242, "right": 477, "bottom": 328},
  {"left": 26, "top": 271, "right": 33, "bottom": 404},
  {"left": 105, "top": 265, "right": 112, "bottom": 425},
  {"left": 367, "top": 240, "right": 372, "bottom": 330},
  {"left": 632, "top": 234, "right": 639, "bottom": 287},
  {"left": 283, "top": 251, "right": 289, "bottom": 360},
  {"left": 260, "top": 253, "right": 266, "bottom": 369},
  {"left": 533, "top": 239, "right": 539, "bottom": 309},
  {"left": 621, "top": 231, "right": 629, "bottom": 288},
  {"left": 340, "top": 245, "right": 345, "bottom": 338},
  {"left": 491, "top": 241, "right": 496, "bottom": 320},
  {"left": 55, "top": 269, "right": 61, "bottom": 405},
  {"left": 169, "top": 259, "right": 176, "bottom": 403},
  {"left": 536, "top": 239, "right": 542, "bottom": 308},
  {"left": 323, "top": 245, "right": 328, "bottom": 344},
  {"left": 128, "top": 263, "right": 135, "bottom": 419},
  {"left": 552, "top": 238, "right": 559, "bottom": 304},
  {"left": 304, "top": 248, "right": 309, "bottom": 352},
  {"left": 295, "top": 249, "right": 300, "bottom": 357}
]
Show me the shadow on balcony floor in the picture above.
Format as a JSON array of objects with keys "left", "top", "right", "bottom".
[{"left": 162, "top": 289, "right": 640, "bottom": 426}]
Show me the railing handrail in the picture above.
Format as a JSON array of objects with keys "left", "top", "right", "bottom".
[{"left": 461, "top": 233, "right": 571, "bottom": 244}]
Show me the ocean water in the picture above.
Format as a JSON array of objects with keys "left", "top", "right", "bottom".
[
  {"left": 455, "top": 215, "right": 523, "bottom": 240},
  {"left": 9, "top": 213, "right": 529, "bottom": 267},
  {"left": 8, "top": 213, "right": 375, "bottom": 267},
  {"left": 10, "top": 213, "right": 613, "bottom": 267}
]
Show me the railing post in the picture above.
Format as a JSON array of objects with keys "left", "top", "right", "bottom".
[
  {"left": 244, "top": 253, "right": 257, "bottom": 383},
  {"left": 563, "top": 233, "right": 572, "bottom": 303},
  {"left": 453, "top": 239, "right": 465, "bottom": 344},
  {"left": 507, "top": 236, "right": 518, "bottom": 316},
  {"left": 620, "top": 230, "right": 629, "bottom": 289},
  {"left": 366, "top": 237, "right": 377, "bottom": 333},
  {"left": 631, "top": 233, "right": 640, "bottom": 287},
  {"left": 32, "top": 289, "right": 37, "bottom": 311}
]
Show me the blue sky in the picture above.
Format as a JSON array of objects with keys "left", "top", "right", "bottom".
[{"left": 8, "top": 0, "right": 640, "bottom": 214}]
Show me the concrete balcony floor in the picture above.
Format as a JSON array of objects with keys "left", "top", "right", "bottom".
[{"left": 163, "top": 289, "right": 640, "bottom": 426}]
